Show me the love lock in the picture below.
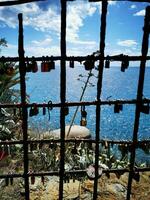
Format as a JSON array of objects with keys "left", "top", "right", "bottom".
[
  {"left": 140, "top": 103, "right": 150, "bottom": 114},
  {"left": 43, "top": 106, "right": 46, "bottom": 115},
  {"left": 6, "top": 66, "right": 15, "bottom": 76},
  {"left": 71, "top": 143, "right": 78, "bottom": 155},
  {"left": 64, "top": 106, "right": 69, "bottom": 116},
  {"left": 31, "top": 176, "right": 35, "bottom": 185},
  {"left": 114, "top": 103, "right": 123, "bottom": 113},
  {"left": 48, "top": 60, "right": 55, "bottom": 70},
  {"left": 10, "top": 176, "right": 13, "bottom": 185},
  {"left": 26, "top": 61, "right": 32, "bottom": 72},
  {"left": 80, "top": 105, "right": 87, "bottom": 126},
  {"left": 133, "top": 171, "right": 140, "bottom": 182},
  {"left": 69, "top": 59, "right": 74, "bottom": 68},
  {"left": 105, "top": 56, "right": 110, "bottom": 69},
  {"left": 31, "top": 60, "right": 38, "bottom": 73},
  {"left": 5, "top": 177, "right": 9, "bottom": 186},
  {"left": 41, "top": 61, "right": 49, "bottom": 72},
  {"left": 80, "top": 119, "right": 87, "bottom": 126},
  {"left": 29, "top": 104, "right": 39, "bottom": 117},
  {"left": 41, "top": 176, "right": 44, "bottom": 185},
  {"left": 121, "top": 56, "right": 129, "bottom": 72},
  {"left": 84, "top": 59, "right": 95, "bottom": 70},
  {"left": 86, "top": 165, "right": 103, "bottom": 180}
]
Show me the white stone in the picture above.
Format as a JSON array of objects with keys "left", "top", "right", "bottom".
[{"left": 50, "top": 125, "right": 91, "bottom": 139}]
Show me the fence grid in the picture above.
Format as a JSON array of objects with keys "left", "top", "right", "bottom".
[{"left": 0, "top": 0, "right": 150, "bottom": 200}]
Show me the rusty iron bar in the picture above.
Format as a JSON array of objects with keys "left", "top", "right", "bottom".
[
  {"left": 93, "top": 1, "right": 108, "bottom": 199},
  {"left": 1, "top": 55, "right": 150, "bottom": 62},
  {"left": 0, "top": 139, "right": 149, "bottom": 145},
  {"left": 0, "top": 0, "right": 46, "bottom": 7},
  {"left": 1, "top": 98, "right": 150, "bottom": 108},
  {"left": 59, "top": 0, "right": 67, "bottom": 199},
  {"left": 0, "top": 167, "right": 150, "bottom": 179},
  {"left": 127, "top": 6, "right": 150, "bottom": 200},
  {"left": 18, "top": 13, "right": 29, "bottom": 200}
]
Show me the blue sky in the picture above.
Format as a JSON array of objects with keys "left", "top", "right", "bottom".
[{"left": 0, "top": 0, "right": 149, "bottom": 66}]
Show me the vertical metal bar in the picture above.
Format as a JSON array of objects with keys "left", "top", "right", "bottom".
[
  {"left": 59, "top": 0, "right": 67, "bottom": 199},
  {"left": 93, "top": 1, "right": 108, "bottom": 199},
  {"left": 127, "top": 6, "right": 150, "bottom": 200},
  {"left": 18, "top": 14, "right": 29, "bottom": 200}
]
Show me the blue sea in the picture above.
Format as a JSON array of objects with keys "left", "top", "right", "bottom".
[{"left": 26, "top": 66, "right": 150, "bottom": 163}]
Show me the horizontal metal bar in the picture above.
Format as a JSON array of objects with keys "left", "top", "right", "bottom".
[
  {"left": 0, "top": 55, "right": 150, "bottom": 63},
  {"left": 0, "top": 167, "right": 150, "bottom": 179},
  {"left": 0, "top": 99, "right": 150, "bottom": 108},
  {"left": 0, "top": 139, "right": 149, "bottom": 145}
]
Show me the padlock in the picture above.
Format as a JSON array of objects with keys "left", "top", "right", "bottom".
[
  {"left": 133, "top": 172, "right": 140, "bottom": 182},
  {"left": 84, "top": 60, "right": 95, "bottom": 70},
  {"left": 86, "top": 165, "right": 103, "bottom": 180},
  {"left": 4, "top": 145, "right": 8, "bottom": 155},
  {"left": 29, "top": 104, "right": 39, "bottom": 117},
  {"left": 41, "top": 176, "right": 44, "bottom": 185},
  {"left": 66, "top": 176, "right": 70, "bottom": 183},
  {"left": 73, "top": 176, "right": 76, "bottom": 183},
  {"left": 6, "top": 66, "right": 15, "bottom": 76},
  {"left": 121, "top": 56, "right": 129, "bottom": 72},
  {"left": 70, "top": 60, "right": 74, "bottom": 68},
  {"left": 13, "top": 108, "right": 16, "bottom": 116},
  {"left": 64, "top": 106, "right": 69, "bottom": 116},
  {"left": 71, "top": 148, "right": 78, "bottom": 154},
  {"left": 43, "top": 106, "right": 46, "bottom": 115},
  {"left": 105, "top": 56, "right": 110, "bottom": 68},
  {"left": 114, "top": 104, "right": 123, "bottom": 113},
  {"left": 31, "top": 60, "right": 38, "bottom": 73},
  {"left": 81, "top": 105, "right": 87, "bottom": 126},
  {"left": 41, "top": 61, "right": 46, "bottom": 72},
  {"left": 29, "top": 107, "right": 34, "bottom": 117},
  {"left": 39, "top": 142, "right": 43, "bottom": 149},
  {"left": 5, "top": 177, "right": 9, "bottom": 186},
  {"left": 71, "top": 143, "right": 78, "bottom": 154},
  {"left": 106, "top": 172, "right": 110, "bottom": 179},
  {"left": 104, "top": 141, "right": 108, "bottom": 149},
  {"left": 31, "top": 176, "right": 35, "bottom": 185},
  {"left": 140, "top": 103, "right": 149, "bottom": 114},
  {"left": 81, "top": 110, "right": 87, "bottom": 118},
  {"left": 49, "top": 143, "right": 54, "bottom": 149},
  {"left": 80, "top": 119, "right": 87, "bottom": 126},
  {"left": 10, "top": 177, "right": 13, "bottom": 185},
  {"left": 30, "top": 143, "right": 34, "bottom": 152},
  {"left": 48, "top": 60, "right": 55, "bottom": 70},
  {"left": 41, "top": 61, "right": 51, "bottom": 72},
  {"left": 53, "top": 143, "right": 57, "bottom": 150},
  {"left": 26, "top": 61, "right": 32, "bottom": 72},
  {"left": 115, "top": 171, "right": 123, "bottom": 179}
]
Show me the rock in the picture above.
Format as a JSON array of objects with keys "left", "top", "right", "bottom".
[
  {"left": 49, "top": 125, "right": 91, "bottom": 139},
  {"left": 106, "top": 183, "right": 127, "bottom": 199}
]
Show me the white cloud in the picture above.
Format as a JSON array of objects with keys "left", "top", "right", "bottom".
[
  {"left": 25, "top": 45, "right": 60, "bottom": 57},
  {"left": 0, "top": 3, "right": 61, "bottom": 32},
  {"left": 0, "top": 2, "right": 98, "bottom": 47},
  {"left": 133, "top": 9, "right": 145, "bottom": 16},
  {"left": 130, "top": 4, "right": 137, "bottom": 9},
  {"left": 66, "top": 2, "right": 97, "bottom": 43},
  {"left": 31, "top": 37, "right": 52, "bottom": 47},
  {"left": 117, "top": 40, "right": 137, "bottom": 47},
  {"left": 108, "top": 1, "right": 117, "bottom": 5}
]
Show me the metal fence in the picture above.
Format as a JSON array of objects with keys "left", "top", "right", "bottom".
[{"left": 0, "top": 0, "right": 150, "bottom": 200}]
